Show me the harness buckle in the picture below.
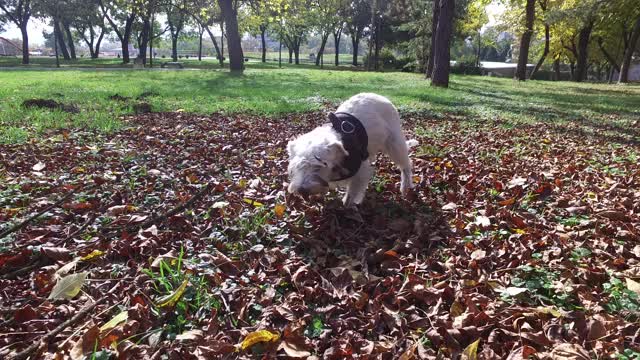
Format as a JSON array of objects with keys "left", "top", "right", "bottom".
[{"left": 341, "top": 120, "right": 355, "bottom": 134}]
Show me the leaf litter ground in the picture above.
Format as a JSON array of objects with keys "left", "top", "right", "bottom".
[{"left": 0, "top": 111, "right": 639, "bottom": 359}]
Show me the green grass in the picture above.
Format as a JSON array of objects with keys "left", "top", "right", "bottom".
[{"left": 1, "top": 61, "right": 639, "bottom": 144}]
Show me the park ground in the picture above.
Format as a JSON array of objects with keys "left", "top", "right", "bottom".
[{"left": 1, "top": 64, "right": 640, "bottom": 359}]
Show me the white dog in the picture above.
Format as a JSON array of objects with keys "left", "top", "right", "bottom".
[{"left": 287, "top": 93, "right": 418, "bottom": 206}]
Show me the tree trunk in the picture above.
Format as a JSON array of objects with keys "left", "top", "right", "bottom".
[
  {"left": 198, "top": 29, "right": 203, "bottom": 61},
  {"left": 64, "top": 23, "right": 76, "bottom": 60},
  {"left": 204, "top": 26, "right": 223, "bottom": 67},
  {"left": 529, "top": 23, "right": 549, "bottom": 80},
  {"left": 575, "top": 23, "right": 593, "bottom": 82},
  {"left": 569, "top": 61, "right": 575, "bottom": 80},
  {"left": 334, "top": 29, "right": 342, "bottom": 66},
  {"left": 597, "top": 37, "right": 620, "bottom": 73},
  {"left": 220, "top": 21, "right": 225, "bottom": 63},
  {"left": 515, "top": 0, "right": 535, "bottom": 81},
  {"left": 351, "top": 34, "right": 359, "bottom": 66},
  {"left": 54, "top": 23, "right": 60, "bottom": 67},
  {"left": 95, "top": 28, "right": 104, "bottom": 59},
  {"left": 294, "top": 42, "right": 300, "bottom": 64},
  {"left": 260, "top": 25, "right": 267, "bottom": 62},
  {"left": 20, "top": 25, "right": 30, "bottom": 65},
  {"left": 426, "top": 0, "right": 440, "bottom": 78},
  {"left": 217, "top": 0, "right": 244, "bottom": 72},
  {"left": 171, "top": 34, "right": 178, "bottom": 61},
  {"left": 553, "top": 58, "right": 560, "bottom": 81},
  {"left": 139, "top": 19, "right": 150, "bottom": 64},
  {"left": 288, "top": 47, "right": 293, "bottom": 63},
  {"left": 619, "top": 17, "right": 640, "bottom": 84},
  {"left": 55, "top": 21, "right": 71, "bottom": 60},
  {"left": 373, "top": 21, "right": 381, "bottom": 71},
  {"left": 475, "top": 31, "right": 481, "bottom": 67},
  {"left": 431, "top": 0, "right": 454, "bottom": 87},
  {"left": 316, "top": 34, "right": 329, "bottom": 66}
]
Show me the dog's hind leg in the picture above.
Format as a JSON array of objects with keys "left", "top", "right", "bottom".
[
  {"left": 343, "top": 162, "right": 373, "bottom": 206},
  {"left": 385, "top": 135, "right": 414, "bottom": 195}
]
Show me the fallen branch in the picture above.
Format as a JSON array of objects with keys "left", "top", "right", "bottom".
[
  {"left": 9, "top": 296, "right": 108, "bottom": 360},
  {"left": 101, "top": 183, "right": 218, "bottom": 237},
  {"left": 0, "top": 185, "right": 94, "bottom": 240}
]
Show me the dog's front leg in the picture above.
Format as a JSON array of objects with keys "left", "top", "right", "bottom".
[{"left": 343, "top": 162, "right": 373, "bottom": 206}]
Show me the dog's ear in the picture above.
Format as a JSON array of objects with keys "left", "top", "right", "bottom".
[
  {"left": 328, "top": 112, "right": 340, "bottom": 127},
  {"left": 287, "top": 139, "right": 296, "bottom": 157},
  {"left": 328, "top": 140, "right": 349, "bottom": 158}
]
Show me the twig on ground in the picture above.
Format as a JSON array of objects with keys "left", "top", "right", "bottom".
[
  {"left": 101, "top": 183, "right": 219, "bottom": 237},
  {"left": 9, "top": 285, "right": 125, "bottom": 360},
  {"left": 53, "top": 214, "right": 97, "bottom": 246},
  {"left": 0, "top": 184, "right": 95, "bottom": 240}
]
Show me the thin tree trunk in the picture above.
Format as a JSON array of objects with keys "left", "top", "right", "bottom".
[
  {"left": 334, "top": 28, "right": 342, "bottom": 66},
  {"left": 204, "top": 26, "right": 223, "bottom": 67},
  {"left": 171, "top": 33, "right": 178, "bottom": 61},
  {"left": 288, "top": 47, "right": 293, "bottom": 63},
  {"left": 552, "top": 58, "right": 560, "bottom": 81},
  {"left": 426, "top": 0, "right": 440, "bottom": 78},
  {"left": 294, "top": 40, "right": 300, "bottom": 64},
  {"left": 53, "top": 23, "right": 59, "bottom": 67},
  {"left": 55, "top": 21, "right": 71, "bottom": 60},
  {"left": 569, "top": 61, "right": 575, "bottom": 80},
  {"left": 351, "top": 34, "right": 359, "bottom": 66},
  {"left": 373, "top": 21, "right": 381, "bottom": 71},
  {"left": 575, "top": 23, "right": 593, "bottom": 82},
  {"left": 597, "top": 37, "right": 620, "bottom": 73},
  {"left": 95, "top": 28, "right": 104, "bottom": 59},
  {"left": 63, "top": 23, "right": 76, "bottom": 60},
  {"left": 475, "top": 31, "right": 481, "bottom": 67},
  {"left": 515, "top": 0, "right": 535, "bottom": 80},
  {"left": 20, "top": 25, "right": 30, "bottom": 65},
  {"left": 619, "top": 17, "right": 640, "bottom": 84},
  {"left": 260, "top": 25, "right": 267, "bottom": 62},
  {"left": 530, "top": 23, "right": 550, "bottom": 79},
  {"left": 217, "top": 0, "right": 244, "bottom": 72},
  {"left": 220, "top": 21, "right": 225, "bottom": 62},
  {"left": 316, "top": 33, "right": 329, "bottom": 66},
  {"left": 198, "top": 29, "right": 203, "bottom": 61},
  {"left": 431, "top": 0, "right": 454, "bottom": 87}
]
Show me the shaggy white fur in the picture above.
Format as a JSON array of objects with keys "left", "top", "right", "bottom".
[{"left": 287, "top": 93, "right": 417, "bottom": 206}]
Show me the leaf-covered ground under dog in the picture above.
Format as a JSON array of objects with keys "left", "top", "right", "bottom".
[{"left": 0, "top": 111, "right": 639, "bottom": 359}]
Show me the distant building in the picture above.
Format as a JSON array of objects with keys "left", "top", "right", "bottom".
[{"left": 0, "top": 37, "right": 20, "bottom": 56}]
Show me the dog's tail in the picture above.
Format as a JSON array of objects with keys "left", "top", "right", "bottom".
[{"left": 406, "top": 139, "right": 419, "bottom": 148}]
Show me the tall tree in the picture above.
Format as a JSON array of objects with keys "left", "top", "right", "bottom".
[
  {"left": 99, "top": 0, "right": 138, "bottom": 64},
  {"left": 0, "top": 0, "right": 32, "bottom": 64},
  {"left": 217, "top": 0, "right": 244, "bottom": 71},
  {"left": 74, "top": 7, "right": 107, "bottom": 59},
  {"left": 190, "top": 0, "right": 223, "bottom": 66},
  {"left": 344, "top": 0, "right": 369, "bottom": 66},
  {"left": 619, "top": 15, "right": 640, "bottom": 83},
  {"left": 425, "top": 0, "right": 440, "bottom": 78},
  {"left": 164, "top": 0, "right": 189, "bottom": 62},
  {"left": 529, "top": 0, "right": 550, "bottom": 79},
  {"left": 514, "top": 0, "right": 536, "bottom": 80},
  {"left": 431, "top": 0, "right": 454, "bottom": 87}
]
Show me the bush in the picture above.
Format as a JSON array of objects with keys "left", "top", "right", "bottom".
[
  {"left": 363, "top": 49, "right": 398, "bottom": 70},
  {"left": 401, "top": 60, "right": 418, "bottom": 73},
  {"left": 185, "top": 55, "right": 190, "bottom": 59}
]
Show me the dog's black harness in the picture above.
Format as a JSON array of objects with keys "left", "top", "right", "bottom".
[{"left": 329, "top": 112, "right": 369, "bottom": 181}]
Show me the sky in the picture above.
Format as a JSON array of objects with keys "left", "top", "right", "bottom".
[{"left": 1, "top": 2, "right": 507, "bottom": 47}]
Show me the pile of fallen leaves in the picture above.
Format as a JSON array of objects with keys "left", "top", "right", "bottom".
[{"left": 0, "top": 110, "right": 638, "bottom": 359}]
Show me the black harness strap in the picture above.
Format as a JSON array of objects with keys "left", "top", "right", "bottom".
[{"left": 328, "top": 112, "right": 369, "bottom": 182}]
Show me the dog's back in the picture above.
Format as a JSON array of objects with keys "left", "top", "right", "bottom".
[{"left": 336, "top": 93, "right": 404, "bottom": 155}]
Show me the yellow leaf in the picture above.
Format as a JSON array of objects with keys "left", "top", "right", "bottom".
[
  {"left": 274, "top": 203, "right": 286, "bottom": 218},
  {"left": 435, "top": 165, "right": 442, "bottom": 171},
  {"left": 243, "top": 198, "right": 264, "bottom": 207},
  {"left": 80, "top": 250, "right": 105, "bottom": 262},
  {"left": 462, "top": 339, "right": 480, "bottom": 360},
  {"left": 240, "top": 330, "right": 280, "bottom": 351},
  {"left": 99, "top": 311, "right": 128, "bottom": 332},
  {"left": 238, "top": 179, "right": 247, "bottom": 189},
  {"left": 535, "top": 306, "right": 563, "bottom": 318},
  {"left": 512, "top": 228, "right": 526, "bottom": 235},
  {"left": 48, "top": 272, "right": 88, "bottom": 300},
  {"left": 157, "top": 279, "right": 189, "bottom": 308},
  {"left": 445, "top": 161, "right": 454, "bottom": 168},
  {"left": 626, "top": 278, "right": 640, "bottom": 295},
  {"left": 542, "top": 139, "right": 552, "bottom": 144},
  {"left": 450, "top": 301, "right": 464, "bottom": 317}
]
